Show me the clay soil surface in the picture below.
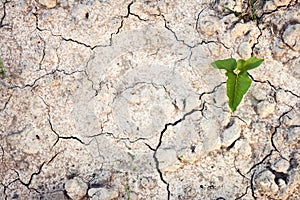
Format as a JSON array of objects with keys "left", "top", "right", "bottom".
[{"left": 0, "top": 0, "right": 299, "bottom": 199}]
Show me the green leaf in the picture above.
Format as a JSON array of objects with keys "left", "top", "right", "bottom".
[
  {"left": 238, "top": 57, "right": 264, "bottom": 72},
  {"left": 211, "top": 57, "right": 263, "bottom": 112},
  {"left": 211, "top": 58, "right": 237, "bottom": 72},
  {"left": 224, "top": 7, "right": 242, "bottom": 18},
  {"left": 226, "top": 71, "right": 252, "bottom": 112},
  {"left": 237, "top": 59, "right": 246, "bottom": 71},
  {"left": 127, "top": 152, "right": 135, "bottom": 161},
  {"left": 0, "top": 59, "right": 5, "bottom": 77}
]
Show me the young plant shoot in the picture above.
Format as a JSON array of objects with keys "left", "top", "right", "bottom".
[
  {"left": 211, "top": 57, "right": 264, "bottom": 112},
  {"left": 0, "top": 59, "right": 5, "bottom": 77}
]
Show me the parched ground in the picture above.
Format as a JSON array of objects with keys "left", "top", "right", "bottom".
[{"left": 0, "top": 0, "right": 299, "bottom": 199}]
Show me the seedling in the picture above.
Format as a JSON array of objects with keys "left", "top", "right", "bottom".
[
  {"left": 0, "top": 58, "right": 5, "bottom": 77},
  {"left": 211, "top": 57, "right": 264, "bottom": 112},
  {"left": 127, "top": 152, "right": 135, "bottom": 161},
  {"left": 125, "top": 183, "right": 131, "bottom": 200},
  {"left": 224, "top": 0, "right": 260, "bottom": 21}
]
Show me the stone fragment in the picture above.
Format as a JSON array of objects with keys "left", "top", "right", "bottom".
[
  {"left": 283, "top": 24, "right": 300, "bottom": 51},
  {"left": 198, "top": 16, "right": 221, "bottom": 36},
  {"left": 65, "top": 177, "right": 88, "bottom": 200},
  {"left": 273, "top": 159, "right": 290, "bottom": 173},
  {"left": 256, "top": 101, "right": 276, "bottom": 118},
  {"left": 88, "top": 187, "right": 119, "bottom": 200},
  {"left": 256, "top": 170, "right": 278, "bottom": 193}
]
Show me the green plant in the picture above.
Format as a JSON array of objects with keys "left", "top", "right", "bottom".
[
  {"left": 0, "top": 58, "right": 5, "bottom": 77},
  {"left": 224, "top": 0, "right": 260, "bottom": 21},
  {"left": 249, "top": 0, "right": 259, "bottom": 20},
  {"left": 125, "top": 183, "right": 131, "bottom": 200},
  {"left": 211, "top": 57, "right": 264, "bottom": 112},
  {"left": 127, "top": 152, "right": 135, "bottom": 161}
]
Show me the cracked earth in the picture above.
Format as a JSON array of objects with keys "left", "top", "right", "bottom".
[{"left": 0, "top": 0, "right": 299, "bottom": 199}]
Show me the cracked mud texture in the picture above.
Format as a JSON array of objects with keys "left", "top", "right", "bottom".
[{"left": 0, "top": 0, "right": 299, "bottom": 199}]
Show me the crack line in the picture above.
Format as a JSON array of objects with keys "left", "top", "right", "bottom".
[
  {"left": 235, "top": 186, "right": 250, "bottom": 200},
  {"left": 199, "top": 82, "right": 226, "bottom": 100},
  {"left": 14, "top": 162, "right": 45, "bottom": 188},
  {"left": 270, "top": 107, "right": 294, "bottom": 152},
  {"left": 249, "top": 73, "right": 300, "bottom": 98},
  {"left": 47, "top": 110, "right": 85, "bottom": 147},
  {"left": 151, "top": 103, "right": 206, "bottom": 199},
  {"left": 0, "top": 0, "right": 10, "bottom": 28},
  {"left": 0, "top": 91, "right": 13, "bottom": 112},
  {"left": 247, "top": 150, "right": 274, "bottom": 174},
  {"left": 10, "top": 69, "right": 84, "bottom": 90},
  {"left": 250, "top": 170, "right": 257, "bottom": 199}
]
